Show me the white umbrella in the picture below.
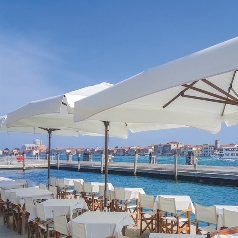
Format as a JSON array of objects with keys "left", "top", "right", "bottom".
[
  {"left": 74, "top": 37, "right": 238, "bottom": 205},
  {"left": 74, "top": 37, "right": 238, "bottom": 133},
  {"left": 5, "top": 82, "right": 128, "bottom": 186}
]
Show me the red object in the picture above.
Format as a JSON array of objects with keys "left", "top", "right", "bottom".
[{"left": 17, "top": 155, "right": 23, "bottom": 162}]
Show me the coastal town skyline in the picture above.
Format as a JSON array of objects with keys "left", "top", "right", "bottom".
[{"left": 1, "top": 138, "right": 237, "bottom": 157}]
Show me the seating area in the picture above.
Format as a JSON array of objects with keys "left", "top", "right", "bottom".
[{"left": 0, "top": 176, "right": 238, "bottom": 238}]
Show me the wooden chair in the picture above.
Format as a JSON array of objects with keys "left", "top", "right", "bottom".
[
  {"left": 159, "top": 196, "right": 191, "bottom": 234},
  {"left": 24, "top": 198, "right": 37, "bottom": 238},
  {"left": 49, "top": 186, "right": 58, "bottom": 199},
  {"left": 83, "top": 182, "right": 98, "bottom": 211},
  {"left": 223, "top": 208, "right": 238, "bottom": 228},
  {"left": 53, "top": 214, "right": 71, "bottom": 238},
  {"left": 39, "top": 183, "right": 47, "bottom": 190},
  {"left": 194, "top": 203, "right": 218, "bottom": 235},
  {"left": 10, "top": 192, "right": 22, "bottom": 233},
  {"left": 16, "top": 179, "right": 27, "bottom": 187},
  {"left": 71, "top": 221, "right": 86, "bottom": 238},
  {"left": 73, "top": 180, "right": 84, "bottom": 198},
  {"left": 49, "top": 177, "right": 57, "bottom": 186},
  {"left": 0, "top": 189, "right": 13, "bottom": 227},
  {"left": 35, "top": 202, "right": 55, "bottom": 237},
  {"left": 98, "top": 185, "right": 111, "bottom": 211},
  {"left": 139, "top": 194, "right": 156, "bottom": 235},
  {"left": 114, "top": 188, "right": 138, "bottom": 225},
  {"left": 57, "top": 178, "right": 70, "bottom": 199}
]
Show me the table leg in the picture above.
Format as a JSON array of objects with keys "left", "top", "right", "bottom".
[
  {"left": 156, "top": 209, "right": 160, "bottom": 233},
  {"left": 136, "top": 199, "right": 139, "bottom": 227},
  {"left": 111, "top": 199, "right": 115, "bottom": 212},
  {"left": 122, "top": 226, "right": 126, "bottom": 236},
  {"left": 22, "top": 207, "right": 25, "bottom": 235},
  {"left": 186, "top": 210, "right": 191, "bottom": 234}
]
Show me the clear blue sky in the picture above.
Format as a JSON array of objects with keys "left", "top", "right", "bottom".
[{"left": 1, "top": 1, "right": 238, "bottom": 149}]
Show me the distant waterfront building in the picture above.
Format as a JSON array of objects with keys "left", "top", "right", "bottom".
[
  {"left": 22, "top": 138, "right": 46, "bottom": 152},
  {"left": 215, "top": 140, "right": 220, "bottom": 150},
  {"left": 163, "top": 142, "right": 184, "bottom": 155},
  {"left": 116, "top": 147, "right": 128, "bottom": 156},
  {"left": 154, "top": 144, "right": 164, "bottom": 156},
  {"left": 127, "top": 146, "right": 137, "bottom": 156},
  {"left": 202, "top": 144, "right": 214, "bottom": 156},
  {"left": 0, "top": 150, "right": 2, "bottom": 155}
]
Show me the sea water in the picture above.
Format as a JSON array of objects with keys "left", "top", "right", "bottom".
[{"left": 0, "top": 168, "right": 237, "bottom": 207}]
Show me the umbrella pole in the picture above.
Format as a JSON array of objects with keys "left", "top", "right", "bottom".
[
  {"left": 47, "top": 129, "right": 52, "bottom": 188},
  {"left": 103, "top": 121, "right": 109, "bottom": 209}
]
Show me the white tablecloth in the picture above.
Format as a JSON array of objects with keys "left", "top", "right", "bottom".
[
  {"left": 70, "top": 211, "right": 134, "bottom": 238},
  {"left": 0, "top": 180, "right": 24, "bottom": 190},
  {"left": 153, "top": 195, "right": 195, "bottom": 213},
  {"left": 215, "top": 205, "right": 238, "bottom": 229},
  {"left": 0, "top": 177, "right": 14, "bottom": 181},
  {"left": 110, "top": 187, "right": 145, "bottom": 200},
  {"left": 5, "top": 187, "right": 53, "bottom": 205},
  {"left": 64, "top": 178, "right": 84, "bottom": 186},
  {"left": 29, "top": 198, "right": 88, "bottom": 220},
  {"left": 89, "top": 182, "right": 114, "bottom": 193}
]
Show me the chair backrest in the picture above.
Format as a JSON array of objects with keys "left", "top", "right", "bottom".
[
  {"left": 24, "top": 198, "right": 34, "bottom": 213},
  {"left": 35, "top": 202, "right": 46, "bottom": 221},
  {"left": 54, "top": 214, "right": 70, "bottom": 236},
  {"left": 99, "top": 185, "right": 107, "bottom": 197},
  {"left": 83, "top": 182, "right": 92, "bottom": 193},
  {"left": 0, "top": 190, "right": 7, "bottom": 202},
  {"left": 140, "top": 194, "right": 155, "bottom": 210},
  {"left": 16, "top": 179, "right": 27, "bottom": 187},
  {"left": 10, "top": 192, "right": 18, "bottom": 205},
  {"left": 223, "top": 208, "right": 238, "bottom": 227},
  {"left": 50, "top": 177, "right": 56, "bottom": 186},
  {"left": 39, "top": 183, "right": 46, "bottom": 190},
  {"left": 158, "top": 196, "right": 176, "bottom": 214},
  {"left": 114, "top": 188, "right": 125, "bottom": 200},
  {"left": 57, "top": 178, "right": 65, "bottom": 188},
  {"left": 71, "top": 221, "right": 86, "bottom": 238},
  {"left": 194, "top": 203, "right": 217, "bottom": 224},
  {"left": 74, "top": 181, "right": 84, "bottom": 192},
  {"left": 49, "top": 186, "right": 58, "bottom": 199}
]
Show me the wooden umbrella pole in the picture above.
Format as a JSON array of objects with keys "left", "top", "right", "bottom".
[{"left": 103, "top": 121, "right": 110, "bottom": 209}]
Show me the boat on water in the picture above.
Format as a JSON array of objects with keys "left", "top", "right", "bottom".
[{"left": 213, "top": 145, "right": 238, "bottom": 159}]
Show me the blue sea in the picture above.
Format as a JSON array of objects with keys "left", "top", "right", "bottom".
[{"left": 0, "top": 167, "right": 237, "bottom": 207}]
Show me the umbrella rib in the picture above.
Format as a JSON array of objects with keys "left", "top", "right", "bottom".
[
  {"left": 202, "top": 78, "right": 238, "bottom": 102},
  {"left": 182, "top": 94, "right": 238, "bottom": 105},
  {"left": 182, "top": 84, "right": 237, "bottom": 102},
  {"left": 163, "top": 81, "right": 198, "bottom": 108},
  {"left": 221, "top": 70, "right": 237, "bottom": 116},
  {"left": 38, "top": 127, "right": 61, "bottom": 132}
]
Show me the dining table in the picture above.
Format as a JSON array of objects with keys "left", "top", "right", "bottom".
[
  {"left": 215, "top": 205, "right": 238, "bottom": 229},
  {"left": 5, "top": 187, "right": 53, "bottom": 235},
  {"left": 70, "top": 211, "right": 134, "bottom": 238},
  {"left": 29, "top": 198, "right": 88, "bottom": 221},
  {"left": 0, "top": 180, "right": 24, "bottom": 190}
]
